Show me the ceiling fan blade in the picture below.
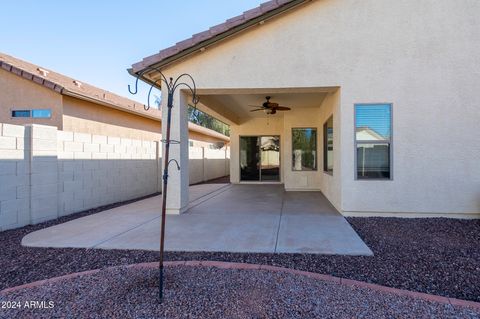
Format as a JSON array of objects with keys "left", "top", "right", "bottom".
[
  {"left": 275, "top": 106, "right": 291, "bottom": 111},
  {"left": 250, "top": 109, "right": 264, "bottom": 112},
  {"left": 248, "top": 105, "right": 263, "bottom": 108}
]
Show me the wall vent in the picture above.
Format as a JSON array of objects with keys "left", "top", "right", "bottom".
[{"left": 37, "top": 67, "right": 49, "bottom": 77}]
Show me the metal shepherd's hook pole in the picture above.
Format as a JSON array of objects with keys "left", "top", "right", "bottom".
[
  {"left": 158, "top": 77, "right": 178, "bottom": 302},
  {"left": 129, "top": 69, "right": 198, "bottom": 302},
  {"left": 159, "top": 80, "right": 171, "bottom": 301}
]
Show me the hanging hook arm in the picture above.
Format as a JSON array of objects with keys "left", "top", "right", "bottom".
[
  {"left": 167, "top": 159, "right": 181, "bottom": 170},
  {"left": 146, "top": 77, "right": 165, "bottom": 111},
  {"left": 173, "top": 73, "right": 199, "bottom": 106},
  {"left": 128, "top": 73, "right": 141, "bottom": 95}
]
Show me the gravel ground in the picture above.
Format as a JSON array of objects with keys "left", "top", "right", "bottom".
[
  {"left": 1, "top": 198, "right": 479, "bottom": 303},
  {"left": 2, "top": 265, "right": 479, "bottom": 319}
]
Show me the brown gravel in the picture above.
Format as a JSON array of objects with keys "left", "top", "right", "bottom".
[
  {"left": 1, "top": 265, "right": 479, "bottom": 319},
  {"left": 1, "top": 197, "right": 479, "bottom": 303}
]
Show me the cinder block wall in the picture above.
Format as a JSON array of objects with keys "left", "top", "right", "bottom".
[
  {"left": 57, "top": 131, "right": 160, "bottom": 217},
  {"left": 189, "top": 147, "right": 230, "bottom": 185},
  {"left": 0, "top": 123, "right": 161, "bottom": 231},
  {"left": 0, "top": 123, "right": 31, "bottom": 229},
  {"left": 0, "top": 123, "right": 230, "bottom": 231},
  {"left": 204, "top": 148, "right": 230, "bottom": 183}
]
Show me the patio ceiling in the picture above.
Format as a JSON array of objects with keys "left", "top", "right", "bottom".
[{"left": 196, "top": 87, "right": 336, "bottom": 124}]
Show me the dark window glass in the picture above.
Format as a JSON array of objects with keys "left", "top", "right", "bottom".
[
  {"left": 188, "top": 106, "right": 230, "bottom": 136},
  {"left": 12, "top": 110, "right": 31, "bottom": 117},
  {"left": 357, "top": 143, "right": 390, "bottom": 179},
  {"left": 292, "top": 128, "right": 317, "bottom": 171},
  {"left": 32, "top": 109, "right": 52, "bottom": 118},
  {"left": 355, "top": 104, "right": 392, "bottom": 179},
  {"left": 323, "top": 116, "right": 333, "bottom": 173},
  {"left": 240, "top": 136, "right": 260, "bottom": 181}
]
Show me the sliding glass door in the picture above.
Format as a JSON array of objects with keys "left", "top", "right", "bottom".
[
  {"left": 240, "top": 136, "right": 260, "bottom": 181},
  {"left": 240, "top": 136, "right": 280, "bottom": 181}
]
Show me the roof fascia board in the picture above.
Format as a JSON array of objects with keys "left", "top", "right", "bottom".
[
  {"left": 61, "top": 90, "right": 161, "bottom": 122},
  {"left": 188, "top": 122, "right": 230, "bottom": 141},
  {"left": 132, "top": 0, "right": 310, "bottom": 76},
  {"left": 1, "top": 61, "right": 64, "bottom": 93}
]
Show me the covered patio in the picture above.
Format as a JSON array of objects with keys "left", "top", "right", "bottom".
[{"left": 22, "top": 184, "right": 371, "bottom": 255}]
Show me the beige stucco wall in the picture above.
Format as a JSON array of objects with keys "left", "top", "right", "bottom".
[
  {"left": 0, "top": 69, "right": 63, "bottom": 128},
  {"left": 62, "top": 95, "right": 162, "bottom": 141},
  {"left": 315, "top": 90, "right": 341, "bottom": 211},
  {"left": 62, "top": 95, "right": 228, "bottom": 146},
  {"left": 161, "top": 0, "right": 480, "bottom": 216},
  {"left": 282, "top": 90, "right": 341, "bottom": 210}
]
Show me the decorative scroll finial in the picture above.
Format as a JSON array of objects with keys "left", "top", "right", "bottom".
[{"left": 128, "top": 67, "right": 199, "bottom": 111}]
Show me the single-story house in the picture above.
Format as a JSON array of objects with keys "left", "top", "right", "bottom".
[
  {"left": 129, "top": 0, "right": 480, "bottom": 217},
  {"left": 0, "top": 52, "right": 229, "bottom": 148}
]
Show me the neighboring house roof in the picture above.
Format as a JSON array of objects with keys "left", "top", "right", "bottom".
[
  {"left": 130, "top": 0, "right": 310, "bottom": 75},
  {"left": 0, "top": 52, "right": 161, "bottom": 121},
  {"left": 356, "top": 127, "right": 386, "bottom": 141},
  {"left": 0, "top": 52, "right": 230, "bottom": 141}
]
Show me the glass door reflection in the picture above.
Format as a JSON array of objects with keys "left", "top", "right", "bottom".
[
  {"left": 240, "top": 136, "right": 260, "bottom": 181},
  {"left": 240, "top": 136, "right": 280, "bottom": 181},
  {"left": 260, "top": 136, "right": 280, "bottom": 181}
]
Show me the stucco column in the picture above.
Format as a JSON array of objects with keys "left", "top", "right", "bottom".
[{"left": 161, "top": 88, "right": 190, "bottom": 214}]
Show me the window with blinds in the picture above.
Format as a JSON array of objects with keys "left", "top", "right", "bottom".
[{"left": 355, "top": 104, "right": 392, "bottom": 179}]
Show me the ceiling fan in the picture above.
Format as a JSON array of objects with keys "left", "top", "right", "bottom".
[{"left": 249, "top": 96, "right": 291, "bottom": 114}]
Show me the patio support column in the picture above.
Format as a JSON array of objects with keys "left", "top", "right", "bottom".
[{"left": 161, "top": 87, "right": 190, "bottom": 214}]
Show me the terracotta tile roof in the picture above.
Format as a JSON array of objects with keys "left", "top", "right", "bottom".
[
  {"left": 131, "top": 0, "right": 309, "bottom": 74},
  {"left": 0, "top": 52, "right": 162, "bottom": 121}
]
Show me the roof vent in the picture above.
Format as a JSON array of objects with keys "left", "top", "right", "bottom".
[
  {"left": 37, "top": 68, "right": 49, "bottom": 77},
  {"left": 73, "top": 80, "right": 82, "bottom": 88}
]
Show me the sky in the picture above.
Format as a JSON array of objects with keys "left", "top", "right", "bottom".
[
  {"left": 1, "top": 0, "right": 264, "bottom": 104},
  {"left": 355, "top": 105, "right": 391, "bottom": 139}
]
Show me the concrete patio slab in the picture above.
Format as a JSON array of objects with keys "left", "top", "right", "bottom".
[
  {"left": 22, "top": 183, "right": 229, "bottom": 249},
  {"left": 275, "top": 191, "right": 372, "bottom": 254},
  {"left": 22, "top": 184, "right": 372, "bottom": 256}
]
